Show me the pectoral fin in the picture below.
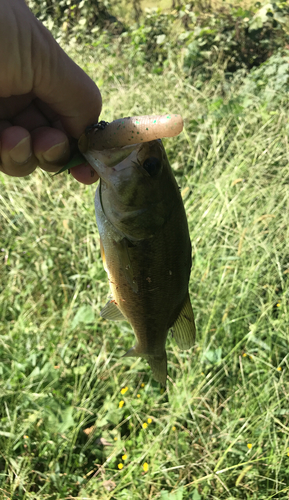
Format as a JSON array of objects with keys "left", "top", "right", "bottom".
[
  {"left": 100, "top": 300, "right": 126, "bottom": 321},
  {"left": 172, "top": 292, "right": 196, "bottom": 350}
]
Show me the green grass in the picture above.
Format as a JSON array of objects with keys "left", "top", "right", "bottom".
[{"left": 1, "top": 47, "right": 289, "bottom": 499}]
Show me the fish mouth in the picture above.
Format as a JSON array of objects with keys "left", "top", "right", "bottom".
[
  {"left": 84, "top": 140, "right": 164, "bottom": 182},
  {"left": 84, "top": 144, "right": 140, "bottom": 179}
]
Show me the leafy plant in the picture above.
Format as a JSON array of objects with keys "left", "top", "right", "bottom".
[
  {"left": 182, "top": 2, "right": 289, "bottom": 82},
  {"left": 120, "top": 10, "right": 176, "bottom": 73},
  {"left": 27, "top": 0, "right": 289, "bottom": 81},
  {"left": 27, "top": 0, "right": 124, "bottom": 39},
  {"left": 238, "top": 48, "right": 289, "bottom": 105}
]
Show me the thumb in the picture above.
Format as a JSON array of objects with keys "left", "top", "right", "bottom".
[{"left": 33, "top": 23, "right": 102, "bottom": 138}]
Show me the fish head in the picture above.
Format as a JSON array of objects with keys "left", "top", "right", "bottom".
[{"left": 85, "top": 140, "right": 179, "bottom": 240}]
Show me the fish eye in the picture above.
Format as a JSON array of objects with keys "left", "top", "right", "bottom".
[{"left": 142, "top": 156, "right": 162, "bottom": 177}]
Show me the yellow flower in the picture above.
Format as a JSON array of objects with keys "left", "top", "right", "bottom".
[
  {"left": 114, "top": 437, "right": 118, "bottom": 441},
  {"left": 120, "top": 386, "right": 128, "bottom": 395},
  {"left": 277, "top": 366, "right": 282, "bottom": 371},
  {"left": 147, "top": 418, "right": 152, "bottom": 424},
  {"left": 137, "top": 394, "right": 141, "bottom": 398},
  {"left": 141, "top": 383, "right": 145, "bottom": 387},
  {"left": 122, "top": 454, "right": 127, "bottom": 461},
  {"left": 118, "top": 463, "right": 124, "bottom": 470},
  {"left": 242, "top": 353, "right": 247, "bottom": 357},
  {"left": 143, "top": 462, "right": 149, "bottom": 472},
  {"left": 119, "top": 400, "right": 124, "bottom": 408},
  {"left": 172, "top": 426, "right": 176, "bottom": 431},
  {"left": 23, "top": 435, "right": 29, "bottom": 439},
  {"left": 276, "top": 303, "right": 281, "bottom": 307},
  {"left": 142, "top": 422, "right": 148, "bottom": 429},
  {"left": 247, "top": 443, "right": 252, "bottom": 450}
]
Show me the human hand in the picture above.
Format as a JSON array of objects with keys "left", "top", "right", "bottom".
[{"left": 0, "top": 0, "right": 101, "bottom": 184}]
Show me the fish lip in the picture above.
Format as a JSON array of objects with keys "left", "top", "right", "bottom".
[
  {"left": 83, "top": 140, "right": 163, "bottom": 180},
  {"left": 85, "top": 144, "right": 157, "bottom": 190},
  {"left": 83, "top": 144, "right": 141, "bottom": 179}
]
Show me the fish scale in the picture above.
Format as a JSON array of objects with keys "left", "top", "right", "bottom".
[{"left": 106, "top": 226, "right": 190, "bottom": 353}]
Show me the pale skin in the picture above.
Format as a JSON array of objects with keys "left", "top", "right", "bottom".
[{"left": 0, "top": 0, "right": 101, "bottom": 184}]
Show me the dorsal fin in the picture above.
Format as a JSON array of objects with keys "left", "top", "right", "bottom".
[{"left": 172, "top": 292, "right": 196, "bottom": 350}]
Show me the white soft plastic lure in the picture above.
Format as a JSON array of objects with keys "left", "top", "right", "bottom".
[{"left": 78, "top": 114, "right": 183, "bottom": 152}]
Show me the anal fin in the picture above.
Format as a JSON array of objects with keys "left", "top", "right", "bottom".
[
  {"left": 100, "top": 300, "right": 126, "bottom": 321},
  {"left": 122, "top": 346, "right": 138, "bottom": 358},
  {"left": 172, "top": 292, "right": 196, "bottom": 350}
]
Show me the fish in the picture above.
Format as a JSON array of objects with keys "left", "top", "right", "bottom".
[{"left": 79, "top": 115, "right": 196, "bottom": 385}]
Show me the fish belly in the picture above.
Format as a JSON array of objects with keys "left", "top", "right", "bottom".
[{"left": 95, "top": 186, "right": 191, "bottom": 349}]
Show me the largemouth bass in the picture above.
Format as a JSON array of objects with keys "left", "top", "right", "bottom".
[{"left": 79, "top": 115, "right": 196, "bottom": 385}]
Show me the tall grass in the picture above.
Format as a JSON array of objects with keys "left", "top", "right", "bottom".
[{"left": 1, "top": 47, "right": 289, "bottom": 499}]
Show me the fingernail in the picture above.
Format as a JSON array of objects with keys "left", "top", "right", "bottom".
[
  {"left": 10, "top": 136, "right": 31, "bottom": 164},
  {"left": 43, "top": 141, "right": 67, "bottom": 162}
]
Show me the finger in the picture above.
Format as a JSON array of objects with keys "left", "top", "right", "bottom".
[
  {"left": 0, "top": 120, "right": 12, "bottom": 171},
  {"left": 31, "top": 126, "right": 70, "bottom": 172},
  {"left": 34, "top": 34, "right": 102, "bottom": 138},
  {"left": 34, "top": 99, "right": 68, "bottom": 135},
  {"left": 0, "top": 94, "right": 34, "bottom": 120},
  {"left": 34, "top": 98, "right": 63, "bottom": 128},
  {"left": 70, "top": 163, "right": 100, "bottom": 185},
  {"left": 12, "top": 101, "right": 50, "bottom": 130},
  {"left": 0, "top": 119, "right": 12, "bottom": 133},
  {"left": 0, "top": 126, "right": 37, "bottom": 176}
]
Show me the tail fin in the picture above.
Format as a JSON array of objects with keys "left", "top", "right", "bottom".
[
  {"left": 147, "top": 352, "right": 167, "bottom": 386},
  {"left": 122, "top": 346, "right": 167, "bottom": 385}
]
